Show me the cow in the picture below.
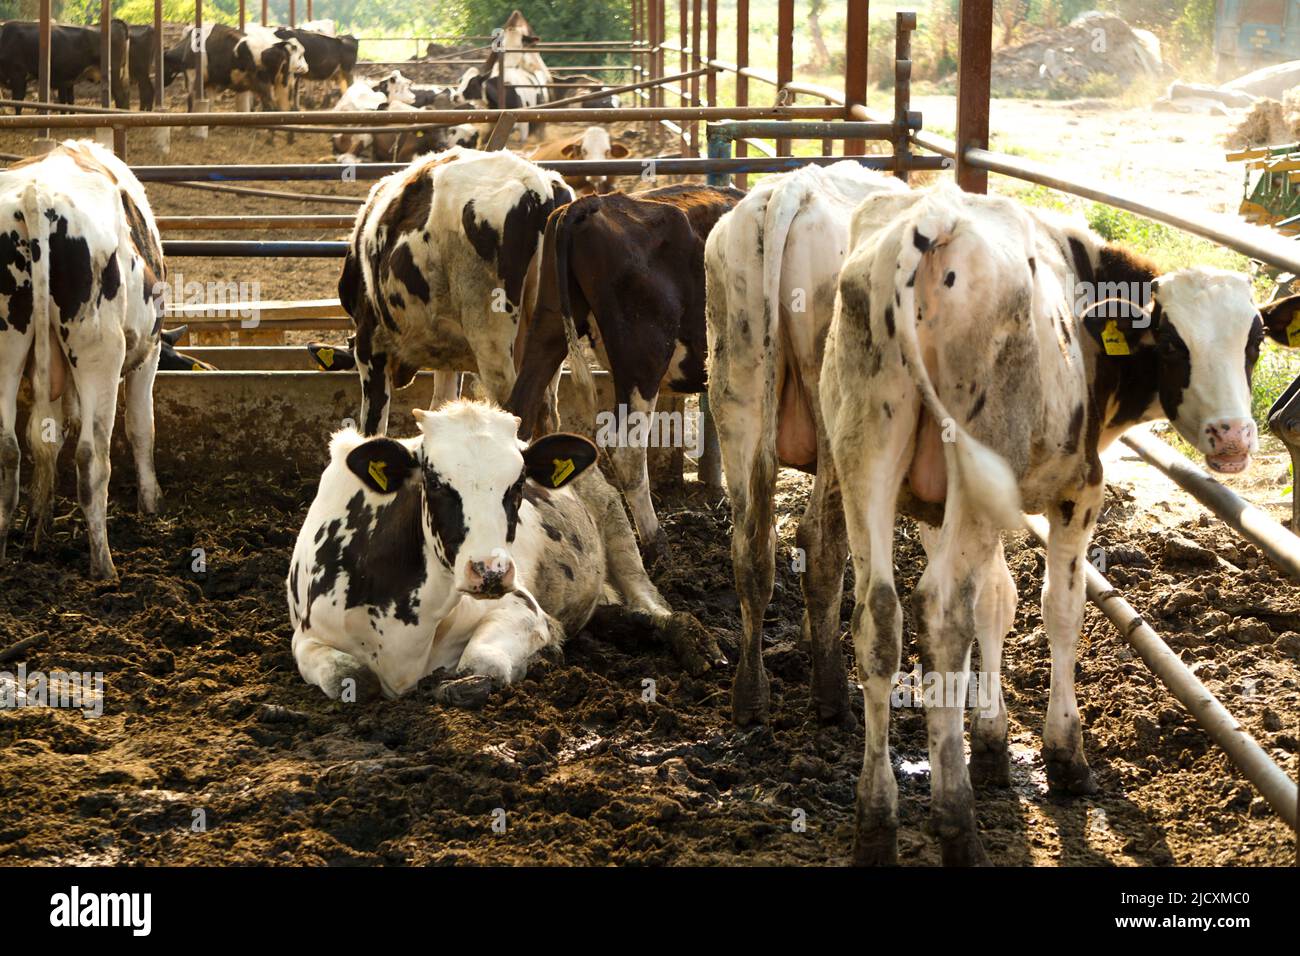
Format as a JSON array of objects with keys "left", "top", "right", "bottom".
[
  {"left": 127, "top": 24, "right": 159, "bottom": 109},
  {"left": 0, "top": 19, "right": 131, "bottom": 112},
  {"left": 157, "top": 327, "right": 216, "bottom": 371},
  {"left": 0, "top": 139, "right": 167, "bottom": 582},
  {"left": 456, "top": 65, "right": 546, "bottom": 141},
  {"left": 163, "top": 24, "right": 296, "bottom": 113},
  {"left": 705, "top": 161, "right": 907, "bottom": 732},
  {"left": 332, "top": 99, "right": 478, "bottom": 164},
  {"left": 508, "top": 184, "right": 743, "bottom": 563},
  {"left": 274, "top": 27, "right": 359, "bottom": 97},
  {"left": 562, "top": 74, "right": 622, "bottom": 109},
  {"left": 298, "top": 19, "right": 336, "bottom": 36},
  {"left": 339, "top": 148, "right": 573, "bottom": 439},
  {"left": 527, "top": 127, "right": 630, "bottom": 196},
  {"left": 288, "top": 400, "right": 723, "bottom": 700},
  {"left": 817, "top": 184, "right": 1297, "bottom": 864}
]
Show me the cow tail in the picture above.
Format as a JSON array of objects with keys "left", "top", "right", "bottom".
[
  {"left": 22, "top": 182, "right": 53, "bottom": 407},
  {"left": 552, "top": 204, "right": 598, "bottom": 429},
  {"left": 760, "top": 171, "right": 807, "bottom": 348},
  {"left": 892, "top": 212, "right": 1023, "bottom": 530}
]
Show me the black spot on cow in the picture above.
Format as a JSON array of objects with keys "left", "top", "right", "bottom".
[
  {"left": 906, "top": 270, "right": 916, "bottom": 288},
  {"left": 1069, "top": 557, "right": 1078, "bottom": 578},
  {"left": 883, "top": 303, "right": 895, "bottom": 337},
  {"left": 502, "top": 473, "right": 525, "bottom": 542},
  {"left": 1063, "top": 403, "right": 1084, "bottom": 454},
  {"left": 100, "top": 253, "right": 120, "bottom": 301},
  {"left": 1083, "top": 507, "right": 1093, "bottom": 525},
  {"left": 1059, "top": 499, "right": 1075, "bottom": 525},
  {"left": 423, "top": 463, "right": 467, "bottom": 568},
  {"left": 541, "top": 522, "right": 563, "bottom": 542},
  {"left": 0, "top": 228, "right": 32, "bottom": 334},
  {"left": 912, "top": 229, "right": 931, "bottom": 253},
  {"left": 344, "top": 486, "right": 428, "bottom": 627},
  {"left": 1155, "top": 321, "right": 1191, "bottom": 424},
  {"left": 968, "top": 390, "right": 986, "bottom": 421},
  {"left": 120, "top": 190, "right": 163, "bottom": 289},
  {"left": 944, "top": 271, "right": 956, "bottom": 288},
  {"left": 47, "top": 215, "right": 93, "bottom": 321},
  {"left": 388, "top": 242, "right": 429, "bottom": 304},
  {"left": 523, "top": 483, "right": 552, "bottom": 507},
  {"left": 1028, "top": 257, "right": 1036, "bottom": 275},
  {"left": 559, "top": 562, "right": 575, "bottom": 581}
]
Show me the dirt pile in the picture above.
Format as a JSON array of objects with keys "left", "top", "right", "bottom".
[
  {"left": 1224, "top": 90, "right": 1300, "bottom": 148},
  {"left": 992, "top": 12, "right": 1165, "bottom": 96}
]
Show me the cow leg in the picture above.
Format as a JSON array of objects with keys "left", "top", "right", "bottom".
[
  {"left": 24, "top": 389, "right": 64, "bottom": 554},
  {"left": 124, "top": 343, "right": 162, "bottom": 514},
  {"left": 463, "top": 311, "right": 518, "bottom": 405},
  {"left": 0, "top": 341, "right": 25, "bottom": 562},
  {"left": 357, "top": 350, "right": 391, "bottom": 436},
  {"left": 292, "top": 631, "right": 380, "bottom": 701},
  {"left": 457, "top": 601, "right": 552, "bottom": 684},
  {"left": 911, "top": 508, "right": 994, "bottom": 866},
  {"left": 430, "top": 370, "right": 462, "bottom": 409},
  {"left": 796, "top": 440, "right": 852, "bottom": 727},
  {"left": 70, "top": 353, "right": 125, "bottom": 582},
  {"left": 610, "top": 386, "right": 666, "bottom": 564},
  {"left": 9, "top": 81, "right": 26, "bottom": 113},
  {"left": 1042, "top": 487, "right": 1103, "bottom": 795},
  {"left": 969, "top": 540, "right": 1015, "bottom": 788}
]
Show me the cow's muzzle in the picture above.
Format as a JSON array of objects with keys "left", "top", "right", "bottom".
[
  {"left": 1203, "top": 416, "right": 1256, "bottom": 474},
  {"left": 463, "top": 557, "right": 516, "bottom": 598}
]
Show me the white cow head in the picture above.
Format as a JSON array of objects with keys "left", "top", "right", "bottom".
[
  {"left": 563, "top": 126, "right": 629, "bottom": 194},
  {"left": 342, "top": 403, "right": 597, "bottom": 598}
]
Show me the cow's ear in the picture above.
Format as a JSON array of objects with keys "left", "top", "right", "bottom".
[
  {"left": 560, "top": 142, "right": 581, "bottom": 158},
  {"left": 522, "top": 433, "right": 597, "bottom": 489},
  {"left": 1080, "top": 297, "right": 1152, "bottom": 357},
  {"left": 161, "top": 325, "right": 187, "bottom": 345},
  {"left": 1260, "top": 294, "right": 1300, "bottom": 346},
  {"left": 345, "top": 438, "right": 419, "bottom": 495},
  {"left": 608, "top": 143, "right": 629, "bottom": 158}
]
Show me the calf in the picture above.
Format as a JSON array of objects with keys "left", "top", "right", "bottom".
[
  {"left": 565, "top": 74, "right": 622, "bottom": 109},
  {"left": 508, "top": 184, "right": 743, "bottom": 562},
  {"left": 339, "top": 148, "right": 572, "bottom": 437},
  {"left": 165, "top": 24, "right": 295, "bottom": 112},
  {"left": 527, "top": 127, "right": 629, "bottom": 196},
  {"left": 288, "top": 400, "right": 720, "bottom": 699},
  {"left": 0, "top": 139, "right": 167, "bottom": 581},
  {"left": 705, "top": 161, "right": 908, "bottom": 730},
  {"left": 0, "top": 20, "right": 130, "bottom": 111},
  {"left": 457, "top": 65, "right": 547, "bottom": 141},
  {"left": 830, "top": 183, "right": 1286, "bottom": 864}
]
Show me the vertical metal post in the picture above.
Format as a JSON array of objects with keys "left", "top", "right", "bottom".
[
  {"left": 154, "top": 0, "right": 164, "bottom": 111},
  {"left": 678, "top": 0, "right": 687, "bottom": 155},
  {"left": 194, "top": 0, "right": 206, "bottom": 105},
  {"left": 844, "top": 0, "right": 869, "bottom": 155},
  {"left": 239, "top": 0, "right": 246, "bottom": 31},
  {"left": 37, "top": 0, "right": 52, "bottom": 143},
  {"left": 735, "top": 0, "right": 748, "bottom": 188},
  {"left": 893, "top": 11, "right": 914, "bottom": 182},
  {"left": 289, "top": 0, "right": 296, "bottom": 28},
  {"left": 776, "top": 0, "right": 793, "bottom": 155},
  {"left": 261, "top": 0, "right": 268, "bottom": 27},
  {"left": 956, "top": 0, "right": 992, "bottom": 193},
  {"left": 307, "top": 0, "right": 313, "bottom": 19},
  {"left": 705, "top": 0, "right": 716, "bottom": 111},
  {"left": 699, "top": 128, "right": 727, "bottom": 491},
  {"left": 101, "top": 0, "right": 113, "bottom": 110},
  {"left": 689, "top": 0, "right": 700, "bottom": 157}
]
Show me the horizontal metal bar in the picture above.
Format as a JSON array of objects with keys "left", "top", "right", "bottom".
[
  {"left": 137, "top": 154, "right": 948, "bottom": 185},
  {"left": 162, "top": 240, "right": 350, "bottom": 257},
  {"left": 156, "top": 215, "right": 356, "bottom": 231},
  {"left": 964, "top": 147, "right": 1300, "bottom": 276},
  {"left": 0, "top": 104, "right": 844, "bottom": 130},
  {"left": 707, "top": 120, "right": 909, "bottom": 140}
]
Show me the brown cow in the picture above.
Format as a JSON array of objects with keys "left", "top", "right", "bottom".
[
  {"left": 507, "top": 183, "right": 744, "bottom": 563},
  {"left": 527, "top": 126, "right": 629, "bottom": 195}
]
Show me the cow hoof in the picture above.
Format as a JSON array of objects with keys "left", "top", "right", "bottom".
[
  {"left": 852, "top": 821, "right": 898, "bottom": 866},
  {"left": 659, "top": 611, "right": 727, "bottom": 676},
  {"left": 812, "top": 675, "right": 855, "bottom": 729},
  {"left": 968, "top": 747, "right": 1012, "bottom": 789},
  {"left": 1044, "top": 751, "right": 1099, "bottom": 795},
  {"left": 939, "top": 833, "right": 991, "bottom": 867},
  {"left": 730, "top": 662, "right": 770, "bottom": 726},
  {"left": 641, "top": 531, "right": 670, "bottom": 569},
  {"left": 89, "top": 562, "right": 119, "bottom": 586},
  {"left": 433, "top": 674, "right": 495, "bottom": 709}
]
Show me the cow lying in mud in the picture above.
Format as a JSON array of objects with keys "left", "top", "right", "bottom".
[
  {"left": 0, "top": 139, "right": 167, "bottom": 582},
  {"left": 288, "top": 400, "right": 724, "bottom": 701}
]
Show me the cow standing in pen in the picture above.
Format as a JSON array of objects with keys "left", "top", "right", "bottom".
[
  {"left": 339, "top": 148, "right": 572, "bottom": 437},
  {"left": 0, "top": 140, "right": 167, "bottom": 582}
]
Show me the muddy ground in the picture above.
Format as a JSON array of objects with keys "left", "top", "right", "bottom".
[{"left": 0, "top": 96, "right": 1297, "bottom": 866}]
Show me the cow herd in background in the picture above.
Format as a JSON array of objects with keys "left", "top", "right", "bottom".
[{"left": 2, "top": 11, "right": 1295, "bottom": 867}]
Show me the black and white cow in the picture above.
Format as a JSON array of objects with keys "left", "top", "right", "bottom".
[
  {"left": 163, "top": 24, "right": 297, "bottom": 112},
  {"left": 0, "top": 19, "right": 131, "bottom": 111},
  {"left": 288, "top": 400, "right": 722, "bottom": 699},
  {"left": 339, "top": 148, "right": 572, "bottom": 437},
  {"left": 0, "top": 139, "right": 167, "bottom": 581},
  {"left": 817, "top": 184, "right": 1294, "bottom": 864},
  {"left": 274, "top": 26, "right": 358, "bottom": 97}
]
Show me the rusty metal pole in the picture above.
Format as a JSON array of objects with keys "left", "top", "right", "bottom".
[
  {"left": 844, "top": 0, "right": 869, "bottom": 155},
  {"left": 689, "top": 0, "right": 701, "bottom": 158},
  {"left": 37, "top": 0, "right": 52, "bottom": 146},
  {"left": 261, "top": 0, "right": 268, "bottom": 27},
  {"left": 307, "top": 0, "right": 313, "bottom": 19},
  {"left": 893, "top": 11, "right": 914, "bottom": 182},
  {"left": 678, "top": 0, "right": 687, "bottom": 155},
  {"left": 956, "top": 0, "right": 993, "bottom": 193},
  {"left": 735, "top": 0, "right": 748, "bottom": 188},
  {"left": 705, "top": 0, "right": 716, "bottom": 111},
  {"left": 776, "top": 0, "right": 793, "bottom": 156},
  {"left": 239, "top": 0, "right": 246, "bottom": 31},
  {"left": 657, "top": 0, "right": 667, "bottom": 111},
  {"left": 289, "top": 0, "right": 297, "bottom": 28},
  {"left": 192, "top": 0, "right": 209, "bottom": 138}
]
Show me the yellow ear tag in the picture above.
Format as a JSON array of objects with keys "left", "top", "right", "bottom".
[
  {"left": 368, "top": 460, "right": 389, "bottom": 491},
  {"left": 1101, "top": 320, "right": 1130, "bottom": 356},
  {"left": 318, "top": 347, "right": 334, "bottom": 368},
  {"left": 191, "top": 362, "right": 205, "bottom": 372},
  {"left": 1287, "top": 317, "right": 1300, "bottom": 347},
  {"left": 551, "top": 458, "right": 574, "bottom": 487}
]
